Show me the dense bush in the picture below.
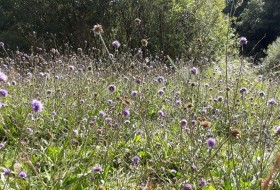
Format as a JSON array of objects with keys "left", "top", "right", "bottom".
[
  {"left": 262, "top": 37, "right": 280, "bottom": 73},
  {"left": 0, "top": 0, "right": 229, "bottom": 62}
]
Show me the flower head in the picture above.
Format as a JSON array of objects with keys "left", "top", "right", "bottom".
[
  {"left": 108, "top": 84, "right": 116, "bottom": 93},
  {"left": 183, "top": 183, "right": 193, "bottom": 190},
  {"left": 276, "top": 126, "right": 280, "bottom": 134},
  {"left": 92, "top": 166, "right": 102, "bottom": 173},
  {"left": 31, "top": 99, "right": 43, "bottom": 113},
  {"left": 207, "top": 138, "right": 216, "bottom": 148},
  {"left": 201, "top": 179, "right": 207, "bottom": 186},
  {"left": 0, "top": 89, "right": 8, "bottom": 97},
  {"left": 240, "top": 37, "right": 248, "bottom": 45},
  {"left": 132, "top": 155, "right": 140, "bottom": 164},
  {"left": 134, "top": 18, "right": 142, "bottom": 25},
  {"left": 180, "top": 119, "right": 188, "bottom": 127},
  {"left": 191, "top": 67, "right": 198, "bottom": 75},
  {"left": 158, "top": 110, "right": 165, "bottom": 117},
  {"left": 0, "top": 42, "right": 4, "bottom": 48},
  {"left": 141, "top": 39, "right": 148, "bottom": 47},
  {"left": 19, "top": 171, "right": 27, "bottom": 178},
  {"left": 4, "top": 168, "right": 11, "bottom": 176},
  {"left": 122, "top": 108, "right": 130, "bottom": 117},
  {"left": 0, "top": 71, "right": 8, "bottom": 82},
  {"left": 131, "top": 90, "right": 138, "bottom": 97},
  {"left": 112, "top": 40, "right": 121, "bottom": 48},
  {"left": 92, "top": 24, "right": 103, "bottom": 34},
  {"left": 267, "top": 98, "right": 277, "bottom": 105}
]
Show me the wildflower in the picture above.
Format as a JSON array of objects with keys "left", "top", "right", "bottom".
[
  {"left": 259, "top": 92, "right": 265, "bottom": 97},
  {"left": 108, "top": 84, "right": 116, "bottom": 93},
  {"left": 240, "top": 87, "right": 247, "bottom": 93},
  {"left": 276, "top": 126, "right": 280, "bottom": 134},
  {"left": 19, "top": 171, "right": 27, "bottom": 178},
  {"left": 99, "top": 111, "right": 106, "bottom": 117},
  {"left": 105, "top": 117, "right": 112, "bottom": 123},
  {"left": 132, "top": 155, "right": 140, "bottom": 165},
  {"left": 217, "top": 96, "right": 223, "bottom": 102},
  {"left": 180, "top": 119, "right": 188, "bottom": 127},
  {"left": 207, "top": 138, "right": 216, "bottom": 148},
  {"left": 131, "top": 91, "right": 138, "bottom": 97},
  {"left": 158, "top": 89, "right": 164, "bottom": 96},
  {"left": 201, "top": 179, "right": 207, "bottom": 186},
  {"left": 0, "top": 42, "right": 4, "bottom": 48},
  {"left": 175, "top": 100, "right": 181, "bottom": 106},
  {"left": 191, "top": 165, "right": 197, "bottom": 171},
  {"left": 0, "top": 89, "right": 8, "bottom": 97},
  {"left": 0, "top": 143, "right": 4, "bottom": 149},
  {"left": 92, "top": 166, "right": 102, "bottom": 173},
  {"left": 158, "top": 110, "right": 164, "bottom": 117},
  {"left": 31, "top": 99, "right": 43, "bottom": 113},
  {"left": 267, "top": 98, "right": 277, "bottom": 105},
  {"left": 92, "top": 24, "right": 103, "bottom": 34},
  {"left": 141, "top": 39, "right": 148, "bottom": 47},
  {"left": 240, "top": 37, "right": 248, "bottom": 45},
  {"left": 4, "top": 168, "right": 11, "bottom": 176},
  {"left": 230, "top": 127, "right": 241, "bottom": 138},
  {"left": 201, "top": 120, "right": 210, "bottom": 128},
  {"left": 191, "top": 67, "right": 198, "bottom": 75},
  {"left": 122, "top": 108, "right": 130, "bottom": 117},
  {"left": 0, "top": 71, "right": 8, "bottom": 82},
  {"left": 156, "top": 76, "right": 165, "bottom": 83},
  {"left": 112, "top": 40, "right": 121, "bottom": 48},
  {"left": 183, "top": 183, "right": 193, "bottom": 190}
]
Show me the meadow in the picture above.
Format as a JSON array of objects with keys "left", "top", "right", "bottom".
[{"left": 0, "top": 34, "right": 280, "bottom": 190}]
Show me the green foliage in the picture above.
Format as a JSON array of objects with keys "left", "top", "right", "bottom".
[
  {"left": 0, "top": 0, "right": 229, "bottom": 62},
  {"left": 234, "top": 0, "right": 280, "bottom": 58},
  {"left": 262, "top": 36, "right": 280, "bottom": 73}
]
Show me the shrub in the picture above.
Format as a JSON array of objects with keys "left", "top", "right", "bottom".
[{"left": 262, "top": 36, "right": 280, "bottom": 74}]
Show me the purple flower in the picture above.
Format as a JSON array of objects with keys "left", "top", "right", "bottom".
[
  {"left": 122, "top": 109, "right": 130, "bottom": 117},
  {"left": 99, "top": 111, "right": 106, "bottom": 117},
  {"left": 183, "top": 183, "right": 193, "bottom": 190},
  {"left": 19, "top": 171, "right": 27, "bottom": 178},
  {"left": 259, "top": 92, "right": 265, "bottom": 97},
  {"left": 201, "top": 179, "right": 207, "bottom": 186},
  {"left": 105, "top": 117, "right": 112, "bottom": 123},
  {"left": 158, "top": 89, "right": 164, "bottom": 96},
  {"left": 207, "top": 138, "right": 216, "bottom": 148},
  {"left": 158, "top": 110, "right": 164, "bottom": 117},
  {"left": 92, "top": 166, "right": 102, "bottom": 173},
  {"left": 156, "top": 76, "right": 165, "bottom": 83},
  {"left": 131, "top": 91, "right": 138, "bottom": 97},
  {"left": 4, "top": 168, "right": 11, "bottom": 176},
  {"left": 0, "top": 71, "right": 8, "bottom": 82},
  {"left": 0, "top": 89, "right": 8, "bottom": 97},
  {"left": 267, "top": 98, "right": 277, "bottom": 105},
  {"left": 175, "top": 100, "right": 181, "bottom": 106},
  {"left": 132, "top": 155, "right": 140, "bottom": 164},
  {"left": 191, "top": 67, "right": 198, "bottom": 75},
  {"left": 112, "top": 40, "right": 121, "bottom": 48},
  {"left": 0, "top": 143, "right": 4, "bottom": 149},
  {"left": 240, "top": 37, "right": 248, "bottom": 45},
  {"left": 108, "top": 85, "right": 116, "bottom": 93},
  {"left": 191, "top": 165, "right": 197, "bottom": 171},
  {"left": 0, "top": 42, "right": 4, "bottom": 48},
  {"left": 180, "top": 119, "right": 188, "bottom": 127},
  {"left": 240, "top": 87, "right": 247, "bottom": 93},
  {"left": 31, "top": 99, "right": 43, "bottom": 113},
  {"left": 276, "top": 126, "right": 280, "bottom": 134}
]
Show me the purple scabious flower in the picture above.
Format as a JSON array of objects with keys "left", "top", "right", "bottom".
[
  {"left": 207, "top": 138, "right": 216, "bottom": 148},
  {"left": 0, "top": 89, "right": 8, "bottom": 97},
  {"left": 240, "top": 37, "right": 248, "bottom": 45},
  {"left": 276, "top": 126, "right": 280, "bottom": 134},
  {"left": 183, "top": 183, "right": 193, "bottom": 190},
  {"left": 108, "top": 84, "right": 116, "bottom": 93},
  {"left": 132, "top": 155, "right": 140, "bottom": 164},
  {"left": 0, "top": 71, "right": 8, "bottom": 82},
  {"left": 259, "top": 92, "right": 265, "bottom": 97},
  {"left": 31, "top": 99, "right": 43, "bottom": 113},
  {"left": 158, "top": 110, "right": 165, "bottom": 117},
  {"left": 201, "top": 179, "right": 207, "bottom": 186},
  {"left": 240, "top": 87, "right": 247, "bottom": 93},
  {"left": 267, "top": 98, "right": 277, "bottom": 105},
  {"left": 19, "top": 171, "right": 27, "bottom": 178},
  {"left": 158, "top": 89, "right": 164, "bottom": 96},
  {"left": 99, "top": 111, "right": 106, "bottom": 117},
  {"left": 180, "top": 119, "right": 188, "bottom": 127},
  {"left": 92, "top": 166, "right": 102, "bottom": 173},
  {"left": 175, "top": 100, "right": 181, "bottom": 106},
  {"left": 156, "top": 76, "right": 165, "bottom": 83},
  {"left": 191, "top": 165, "right": 197, "bottom": 171},
  {"left": 4, "top": 168, "right": 11, "bottom": 176},
  {"left": 112, "top": 40, "right": 121, "bottom": 48},
  {"left": 122, "top": 108, "right": 130, "bottom": 117},
  {"left": 191, "top": 67, "right": 198, "bottom": 75},
  {"left": 0, "top": 143, "right": 4, "bottom": 149},
  {"left": 105, "top": 117, "right": 112, "bottom": 123},
  {"left": 131, "top": 90, "right": 138, "bottom": 97}
]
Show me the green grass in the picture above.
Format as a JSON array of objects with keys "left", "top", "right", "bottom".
[{"left": 0, "top": 54, "right": 280, "bottom": 190}]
